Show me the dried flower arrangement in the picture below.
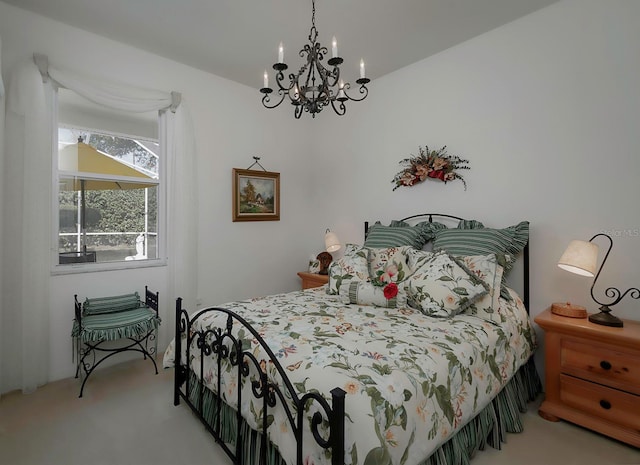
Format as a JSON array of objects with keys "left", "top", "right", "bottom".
[{"left": 392, "top": 145, "right": 470, "bottom": 191}]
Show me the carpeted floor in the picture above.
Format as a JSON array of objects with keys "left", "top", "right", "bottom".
[{"left": 0, "top": 358, "right": 638, "bottom": 465}]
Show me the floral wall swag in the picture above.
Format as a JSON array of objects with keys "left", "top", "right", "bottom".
[{"left": 392, "top": 145, "right": 470, "bottom": 191}]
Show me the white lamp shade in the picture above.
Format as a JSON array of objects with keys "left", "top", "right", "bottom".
[
  {"left": 557, "top": 240, "right": 599, "bottom": 277},
  {"left": 324, "top": 231, "right": 341, "bottom": 253}
]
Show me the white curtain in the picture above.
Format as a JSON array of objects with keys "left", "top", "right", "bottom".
[
  {"left": 164, "top": 104, "right": 198, "bottom": 323},
  {"left": 2, "top": 59, "right": 52, "bottom": 395},
  {"left": 1, "top": 55, "right": 197, "bottom": 394},
  {"left": 0, "top": 36, "right": 6, "bottom": 398}
]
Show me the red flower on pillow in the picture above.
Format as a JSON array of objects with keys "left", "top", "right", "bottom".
[{"left": 383, "top": 282, "right": 399, "bottom": 300}]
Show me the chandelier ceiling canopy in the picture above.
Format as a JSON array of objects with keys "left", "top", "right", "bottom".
[{"left": 260, "top": 0, "right": 370, "bottom": 119}]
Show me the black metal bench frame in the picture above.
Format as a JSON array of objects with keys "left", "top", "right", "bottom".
[{"left": 73, "top": 286, "right": 160, "bottom": 397}]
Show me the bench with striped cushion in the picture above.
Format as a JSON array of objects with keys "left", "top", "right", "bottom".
[
  {"left": 72, "top": 287, "right": 160, "bottom": 397},
  {"left": 72, "top": 306, "right": 160, "bottom": 342}
]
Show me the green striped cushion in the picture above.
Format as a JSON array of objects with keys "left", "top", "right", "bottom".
[
  {"left": 73, "top": 307, "right": 160, "bottom": 342},
  {"left": 83, "top": 292, "right": 141, "bottom": 315},
  {"left": 390, "top": 220, "right": 448, "bottom": 243},
  {"left": 432, "top": 221, "right": 529, "bottom": 274},
  {"left": 364, "top": 222, "right": 425, "bottom": 249}
]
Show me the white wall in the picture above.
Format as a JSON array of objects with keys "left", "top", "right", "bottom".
[
  {"left": 313, "top": 0, "right": 640, "bottom": 369},
  {"left": 0, "top": 1, "right": 319, "bottom": 383},
  {"left": 2, "top": 0, "right": 639, "bottom": 385}
]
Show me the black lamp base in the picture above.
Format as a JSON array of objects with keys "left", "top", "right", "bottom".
[{"left": 588, "top": 307, "right": 624, "bottom": 328}]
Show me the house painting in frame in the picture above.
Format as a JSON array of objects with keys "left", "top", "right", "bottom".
[{"left": 232, "top": 168, "right": 280, "bottom": 222}]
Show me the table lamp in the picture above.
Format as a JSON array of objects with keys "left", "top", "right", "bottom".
[
  {"left": 557, "top": 233, "right": 639, "bottom": 327},
  {"left": 324, "top": 229, "right": 341, "bottom": 253}
]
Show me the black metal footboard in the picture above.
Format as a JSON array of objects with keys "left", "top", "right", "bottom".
[{"left": 173, "top": 297, "right": 346, "bottom": 465}]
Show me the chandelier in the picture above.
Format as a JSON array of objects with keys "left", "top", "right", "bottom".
[{"left": 259, "top": 0, "right": 370, "bottom": 119}]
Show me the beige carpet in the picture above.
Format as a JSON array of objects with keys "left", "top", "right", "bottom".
[{"left": 1, "top": 358, "right": 638, "bottom": 465}]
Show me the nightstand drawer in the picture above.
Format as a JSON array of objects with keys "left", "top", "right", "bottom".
[
  {"left": 560, "top": 374, "right": 640, "bottom": 430},
  {"left": 561, "top": 338, "right": 640, "bottom": 395}
]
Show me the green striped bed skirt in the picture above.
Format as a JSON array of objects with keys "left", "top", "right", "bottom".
[
  {"left": 186, "top": 356, "right": 541, "bottom": 465},
  {"left": 72, "top": 307, "right": 161, "bottom": 342}
]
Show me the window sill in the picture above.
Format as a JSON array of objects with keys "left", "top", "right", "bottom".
[{"left": 51, "top": 257, "right": 167, "bottom": 275}]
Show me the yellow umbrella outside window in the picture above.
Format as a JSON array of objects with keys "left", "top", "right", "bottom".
[{"left": 58, "top": 140, "right": 158, "bottom": 262}]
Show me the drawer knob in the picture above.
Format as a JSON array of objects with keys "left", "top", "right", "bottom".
[
  {"left": 600, "top": 360, "right": 612, "bottom": 370},
  {"left": 599, "top": 399, "right": 612, "bottom": 410}
]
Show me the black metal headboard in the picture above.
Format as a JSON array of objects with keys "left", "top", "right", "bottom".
[{"left": 364, "top": 214, "right": 530, "bottom": 312}]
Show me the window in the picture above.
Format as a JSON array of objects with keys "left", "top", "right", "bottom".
[
  {"left": 57, "top": 128, "right": 160, "bottom": 265},
  {"left": 55, "top": 88, "right": 162, "bottom": 268}
]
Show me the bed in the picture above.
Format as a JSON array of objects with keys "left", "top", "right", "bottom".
[{"left": 164, "top": 214, "right": 541, "bottom": 465}]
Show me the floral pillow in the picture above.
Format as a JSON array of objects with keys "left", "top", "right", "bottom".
[
  {"left": 327, "top": 244, "right": 370, "bottom": 295},
  {"left": 338, "top": 281, "right": 408, "bottom": 309},
  {"left": 367, "top": 246, "right": 412, "bottom": 283},
  {"left": 458, "top": 255, "right": 504, "bottom": 323},
  {"left": 403, "top": 250, "right": 489, "bottom": 318},
  {"left": 404, "top": 248, "right": 434, "bottom": 273}
]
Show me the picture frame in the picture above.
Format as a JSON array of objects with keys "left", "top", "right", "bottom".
[{"left": 232, "top": 168, "right": 280, "bottom": 222}]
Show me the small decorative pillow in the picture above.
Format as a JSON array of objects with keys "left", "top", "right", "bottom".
[
  {"left": 339, "top": 281, "right": 408, "bottom": 309},
  {"left": 404, "top": 248, "right": 434, "bottom": 273},
  {"left": 327, "top": 244, "right": 370, "bottom": 295},
  {"left": 364, "top": 222, "right": 425, "bottom": 249},
  {"left": 403, "top": 251, "right": 489, "bottom": 318},
  {"left": 308, "top": 257, "right": 321, "bottom": 273},
  {"left": 414, "top": 220, "right": 449, "bottom": 243},
  {"left": 457, "top": 255, "right": 504, "bottom": 323},
  {"left": 367, "top": 246, "right": 412, "bottom": 284},
  {"left": 83, "top": 292, "right": 140, "bottom": 315}
]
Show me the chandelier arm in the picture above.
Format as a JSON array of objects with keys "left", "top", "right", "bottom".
[
  {"left": 274, "top": 70, "right": 291, "bottom": 92},
  {"left": 323, "top": 64, "right": 340, "bottom": 89},
  {"left": 330, "top": 99, "right": 347, "bottom": 116},
  {"left": 341, "top": 83, "right": 369, "bottom": 102},
  {"left": 261, "top": 90, "right": 287, "bottom": 110}
]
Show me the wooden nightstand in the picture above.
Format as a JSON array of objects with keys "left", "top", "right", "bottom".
[
  {"left": 297, "top": 272, "right": 329, "bottom": 290},
  {"left": 535, "top": 307, "right": 640, "bottom": 447}
]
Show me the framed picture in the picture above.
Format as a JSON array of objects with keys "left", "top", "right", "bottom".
[{"left": 232, "top": 168, "right": 280, "bottom": 222}]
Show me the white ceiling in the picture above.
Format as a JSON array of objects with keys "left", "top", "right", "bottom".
[{"left": 5, "top": 0, "right": 559, "bottom": 89}]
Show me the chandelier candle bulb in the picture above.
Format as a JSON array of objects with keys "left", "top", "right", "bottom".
[
  {"left": 263, "top": 71, "right": 269, "bottom": 89},
  {"left": 332, "top": 37, "right": 338, "bottom": 58},
  {"left": 360, "top": 59, "right": 365, "bottom": 79},
  {"left": 278, "top": 42, "right": 284, "bottom": 63}
]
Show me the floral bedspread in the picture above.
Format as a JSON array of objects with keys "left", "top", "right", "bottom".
[{"left": 163, "top": 286, "right": 535, "bottom": 465}]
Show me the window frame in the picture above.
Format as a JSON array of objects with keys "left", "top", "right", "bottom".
[{"left": 51, "top": 90, "right": 167, "bottom": 275}]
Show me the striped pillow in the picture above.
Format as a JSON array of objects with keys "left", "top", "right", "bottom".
[
  {"left": 364, "top": 222, "right": 425, "bottom": 249},
  {"left": 84, "top": 292, "right": 141, "bottom": 315},
  {"left": 432, "top": 221, "right": 529, "bottom": 275}
]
